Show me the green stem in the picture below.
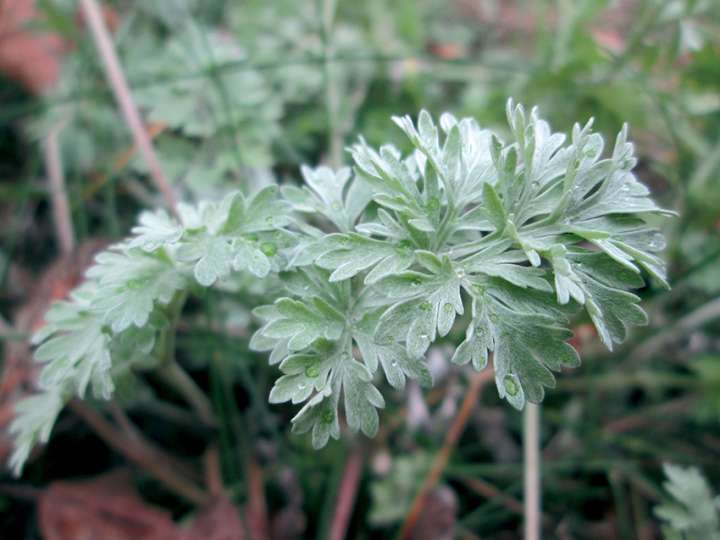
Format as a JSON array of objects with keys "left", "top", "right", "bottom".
[
  {"left": 159, "top": 360, "right": 215, "bottom": 426},
  {"left": 157, "top": 291, "right": 216, "bottom": 425}
]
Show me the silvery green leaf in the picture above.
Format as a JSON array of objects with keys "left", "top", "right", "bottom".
[
  {"left": 129, "top": 209, "right": 183, "bottom": 252},
  {"left": 256, "top": 297, "right": 344, "bottom": 354},
  {"left": 87, "top": 249, "right": 186, "bottom": 332},
  {"left": 569, "top": 251, "right": 648, "bottom": 349},
  {"left": 176, "top": 235, "right": 235, "bottom": 286},
  {"left": 314, "top": 233, "right": 414, "bottom": 284},
  {"left": 655, "top": 463, "right": 720, "bottom": 538},
  {"left": 489, "top": 301, "right": 579, "bottom": 409},
  {"left": 9, "top": 389, "right": 65, "bottom": 476}
]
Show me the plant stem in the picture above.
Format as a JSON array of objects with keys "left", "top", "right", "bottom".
[
  {"left": 524, "top": 403, "right": 541, "bottom": 540},
  {"left": 246, "top": 453, "right": 271, "bottom": 540},
  {"left": 44, "top": 125, "right": 74, "bottom": 256},
  {"left": 329, "top": 445, "right": 364, "bottom": 540},
  {"left": 69, "top": 400, "right": 208, "bottom": 504},
  {"left": 158, "top": 361, "right": 215, "bottom": 426},
  {"left": 157, "top": 292, "right": 216, "bottom": 425},
  {"left": 78, "top": 0, "right": 177, "bottom": 214},
  {"left": 398, "top": 369, "right": 494, "bottom": 540}
]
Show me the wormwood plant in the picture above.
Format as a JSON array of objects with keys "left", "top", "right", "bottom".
[
  {"left": 655, "top": 463, "right": 720, "bottom": 539},
  {"left": 9, "top": 100, "right": 671, "bottom": 473}
]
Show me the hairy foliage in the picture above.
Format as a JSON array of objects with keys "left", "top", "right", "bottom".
[
  {"left": 9, "top": 101, "right": 671, "bottom": 472},
  {"left": 656, "top": 463, "right": 720, "bottom": 539}
]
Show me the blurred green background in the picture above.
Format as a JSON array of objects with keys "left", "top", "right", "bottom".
[{"left": 1, "top": 0, "right": 719, "bottom": 538}]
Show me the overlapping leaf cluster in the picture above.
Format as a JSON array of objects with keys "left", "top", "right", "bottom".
[
  {"left": 8, "top": 188, "right": 291, "bottom": 474},
  {"left": 10, "top": 101, "right": 670, "bottom": 472}
]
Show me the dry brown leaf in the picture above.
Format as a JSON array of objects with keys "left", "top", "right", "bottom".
[
  {"left": 0, "top": 0, "right": 65, "bottom": 94},
  {"left": 0, "top": 0, "right": 120, "bottom": 94},
  {"left": 408, "top": 486, "right": 457, "bottom": 540},
  {"left": 38, "top": 470, "right": 177, "bottom": 540},
  {"left": 181, "top": 496, "right": 246, "bottom": 540}
]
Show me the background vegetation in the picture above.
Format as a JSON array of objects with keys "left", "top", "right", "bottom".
[{"left": 0, "top": 0, "right": 719, "bottom": 538}]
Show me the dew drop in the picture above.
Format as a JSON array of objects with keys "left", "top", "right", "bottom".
[
  {"left": 265, "top": 216, "right": 274, "bottom": 225},
  {"left": 427, "top": 196, "right": 440, "bottom": 212},
  {"left": 419, "top": 301, "right": 432, "bottom": 312},
  {"left": 443, "top": 303, "right": 454, "bottom": 314},
  {"left": 419, "top": 333, "right": 428, "bottom": 341},
  {"left": 391, "top": 360, "right": 398, "bottom": 367},
  {"left": 456, "top": 268, "right": 466, "bottom": 279},
  {"left": 305, "top": 365, "right": 320, "bottom": 378},
  {"left": 246, "top": 233, "right": 258, "bottom": 242},
  {"left": 126, "top": 278, "right": 144, "bottom": 290},
  {"left": 297, "top": 382, "right": 307, "bottom": 390},
  {"left": 504, "top": 375, "right": 519, "bottom": 397},
  {"left": 411, "top": 278, "right": 422, "bottom": 287},
  {"left": 260, "top": 242, "right": 277, "bottom": 257},
  {"left": 489, "top": 313, "right": 499, "bottom": 323},
  {"left": 331, "top": 202, "right": 342, "bottom": 211},
  {"left": 321, "top": 409, "right": 334, "bottom": 424}
]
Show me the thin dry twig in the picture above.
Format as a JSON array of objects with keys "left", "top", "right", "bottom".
[
  {"left": 398, "top": 368, "right": 494, "bottom": 540},
  {"left": 459, "top": 476, "right": 525, "bottom": 515},
  {"left": 204, "top": 446, "right": 223, "bottom": 496},
  {"left": 634, "top": 296, "right": 720, "bottom": 362},
  {"left": 83, "top": 121, "right": 168, "bottom": 200},
  {"left": 604, "top": 396, "right": 695, "bottom": 434},
  {"left": 329, "top": 445, "right": 364, "bottom": 540},
  {"left": 78, "top": 0, "right": 177, "bottom": 214},
  {"left": 524, "top": 403, "right": 541, "bottom": 540},
  {"left": 0, "top": 482, "right": 41, "bottom": 501},
  {"left": 69, "top": 400, "right": 208, "bottom": 505},
  {"left": 246, "top": 454, "right": 271, "bottom": 540},
  {"left": 44, "top": 125, "right": 74, "bottom": 256}
]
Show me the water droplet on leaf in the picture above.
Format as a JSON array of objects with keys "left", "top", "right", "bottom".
[
  {"left": 126, "top": 279, "right": 145, "bottom": 290},
  {"left": 419, "top": 301, "right": 432, "bottom": 312},
  {"left": 321, "top": 410, "right": 334, "bottom": 424},
  {"left": 504, "top": 376, "right": 519, "bottom": 396},
  {"left": 260, "top": 242, "right": 277, "bottom": 256},
  {"left": 305, "top": 365, "right": 320, "bottom": 378},
  {"left": 398, "top": 240, "right": 413, "bottom": 250}
]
